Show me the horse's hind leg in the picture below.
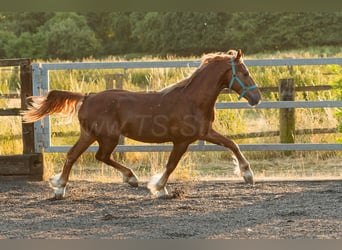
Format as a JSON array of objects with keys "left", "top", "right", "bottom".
[
  {"left": 95, "top": 137, "right": 138, "bottom": 187},
  {"left": 50, "top": 130, "right": 95, "bottom": 199},
  {"left": 202, "top": 129, "right": 254, "bottom": 184}
]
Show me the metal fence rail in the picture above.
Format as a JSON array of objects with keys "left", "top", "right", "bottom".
[
  {"left": 36, "top": 57, "right": 342, "bottom": 70},
  {"left": 32, "top": 57, "right": 342, "bottom": 153},
  {"left": 216, "top": 101, "right": 342, "bottom": 109}
]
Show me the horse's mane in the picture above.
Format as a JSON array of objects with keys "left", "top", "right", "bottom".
[
  {"left": 160, "top": 50, "right": 241, "bottom": 94},
  {"left": 200, "top": 50, "right": 242, "bottom": 66},
  {"left": 186, "top": 50, "right": 242, "bottom": 84}
]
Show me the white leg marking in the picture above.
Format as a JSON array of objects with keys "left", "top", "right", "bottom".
[
  {"left": 147, "top": 173, "right": 163, "bottom": 195},
  {"left": 49, "top": 172, "right": 62, "bottom": 188},
  {"left": 49, "top": 172, "right": 66, "bottom": 199},
  {"left": 147, "top": 174, "right": 169, "bottom": 198},
  {"left": 232, "top": 156, "right": 254, "bottom": 184},
  {"left": 232, "top": 156, "right": 241, "bottom": 176}
]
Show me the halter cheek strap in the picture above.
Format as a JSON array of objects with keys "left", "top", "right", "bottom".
[{"left": 228, "top": 58, "right": 258, "bottom": 100}]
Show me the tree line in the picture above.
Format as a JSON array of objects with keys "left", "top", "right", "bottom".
[{"left": 0, "top": 12, "right": 341, "bottom": 60}]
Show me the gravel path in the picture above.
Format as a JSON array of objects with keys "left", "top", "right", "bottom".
[{"left": 0, "top": 179, "right": 341, "bottom": 239}]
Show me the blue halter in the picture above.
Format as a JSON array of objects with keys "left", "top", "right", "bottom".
[{"left": 228, "top": 58, "right": 258, "bottom": 100}]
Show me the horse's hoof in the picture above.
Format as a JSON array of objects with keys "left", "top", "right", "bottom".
[
  {"left": 147, "top": 173, "right": 170, "bottom": 198},
  {"left": 243, "top": 170, "right": 255, "bottom": 185},
  {"left": 53, "top": 186, "right": 66, "bottom": 200},
  {"left": 128, "top": 176, "right": 139, "bottom": 187},
  {"left": 54, "top": 194, "right": 65, "bottom": 200},
  {"left": 123, "top": 175, "right": 139, "bottom": 187},
  {"left": 150, "top": 187, "right": 169, "bottom": 198},
  {"left": 49, "top": 173, "right": 66, "bottom": 199},
  {"left": 153, "top": 187, "right": 169, "bottom": 198}
]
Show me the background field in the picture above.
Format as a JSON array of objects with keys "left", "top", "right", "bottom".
[{"left": 1, "top": 47, "right": 342, "bottom": 182}]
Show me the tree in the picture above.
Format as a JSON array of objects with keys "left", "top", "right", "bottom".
[
  {"left": 131, "top": 12, "right": 161, "bottom": 53},
  {"left": 227, "top": 12, "right": 280, "bottom": 53},
  {"left": 39, "top": 12, "right": 101, "bottom": 60},
  {"left": 1, "top": 12, "right": 342, "bottom": 59},
  {"left": 84, "top": 12, "right": 114, "bottom": 56},
  {"left": 85, "top": 12, "right": 137, "bottom": 56},
  {"left": 130, "top": 12, "right": 232, "bottom": 56},
  {"left": 107, "top": 12, "right": 134, "bottom": 54},
  {"left": 226, "top": 12, "right": 342, "bottom": 53},
  {"left": 1, "top": 12, "right": 54, "bottom": 36},
  {"left": 0, "top": 30, "right": 16, "bottom": 58},
  {"left": 5, "top": 32, "right": 47, "bottom": 59}
]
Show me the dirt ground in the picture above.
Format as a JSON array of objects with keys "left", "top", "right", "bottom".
[{"left": 0, "top": 179, "right": 341, "bottom": 239}]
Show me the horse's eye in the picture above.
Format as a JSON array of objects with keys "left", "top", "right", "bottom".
[{"left": 244, "top": 71, "right": 250, "bottom": 77}]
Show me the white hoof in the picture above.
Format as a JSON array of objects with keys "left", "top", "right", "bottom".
[
  {"left": 154, "top": 187, "right": 169, "bottom": 198},
  {"left": 53, "top": 186, "right": 66, "bottom": 200},
  {"left": 243, "top": 170, "right": 254, "bottom": 184},
  {"left": 123, "top": 174, "right": 139, "bottom": 187},
  {"left": 49, "top": 173, "right": 66, "bottom": 199}
]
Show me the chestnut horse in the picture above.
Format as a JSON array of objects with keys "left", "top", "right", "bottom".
[{"left": 23, "top": 49, "right": 261, "bottom": 199}]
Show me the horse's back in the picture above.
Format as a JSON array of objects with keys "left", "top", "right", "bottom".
[{"left": 78, "top": 89, "right": 164, "bottom": 128}]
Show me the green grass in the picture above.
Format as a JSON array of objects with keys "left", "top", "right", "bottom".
[{"left": 1, "top": 47, "right": 342, "bottom": 181}]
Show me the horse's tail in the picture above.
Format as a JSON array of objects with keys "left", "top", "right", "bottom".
[{"left": 22, "top": 90, "right": 85, "bottom": 123}]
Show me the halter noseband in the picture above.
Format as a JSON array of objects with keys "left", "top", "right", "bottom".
[{"left": 228, "top": 58, "right": 258, "bottom": 100}]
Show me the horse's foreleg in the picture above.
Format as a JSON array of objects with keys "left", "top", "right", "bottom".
[
  {"left": 147, "top": 142, "right": 189, "bottom": 197},
  {"left": 202, "top": 129, "right": 254, "bottom": 184},
  {"left": 50, "top": 132, "right": 95, "bottom": 199}
]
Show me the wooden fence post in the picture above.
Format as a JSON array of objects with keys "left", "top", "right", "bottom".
[
  {"left": 20, "top": 59, "right": 35, "bottom": 154},
  {"left": 279, "top": 78, "right": 295, "bottom": 147},
  {"left": 105, "top": 74, "right": 125, "bottom": 161},
  {"left": 0, "top": 59, "right": 43, "bottom": 181},
  {"left": 113, "top": 74, "right": 123, "bottom": 89}
]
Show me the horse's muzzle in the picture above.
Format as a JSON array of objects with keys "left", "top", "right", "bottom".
[{"left": 247, "top": 91, "right": 262, "bottom": 107}]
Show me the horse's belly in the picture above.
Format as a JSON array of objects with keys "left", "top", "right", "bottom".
[
  {"left": 122, "top": 121, "right": 173, "bottom": 143},
  {"left": 121, "top": 117, "right": 200, "bottom": 143}
]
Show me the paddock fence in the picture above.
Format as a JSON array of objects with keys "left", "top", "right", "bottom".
[{"left": 30, "top": 57, "right": 342, "bottom": 153}]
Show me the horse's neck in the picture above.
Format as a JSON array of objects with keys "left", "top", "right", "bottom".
[{"left": 184, "top": 63, "right": 226, "bottom": 107}]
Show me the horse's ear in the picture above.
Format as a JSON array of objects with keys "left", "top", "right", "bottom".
[{"left": 237, "top": 49, "right": 243, "bottom": 59}]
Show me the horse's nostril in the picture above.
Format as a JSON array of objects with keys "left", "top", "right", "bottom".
[{"left": 247, "top": 94, "right": 262, "bottom": 107}]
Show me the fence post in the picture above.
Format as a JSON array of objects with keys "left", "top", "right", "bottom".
[
  {"left": 104, "top": 74, "right": 125, "bottom": 161},
  {"left": 279, "top": 79, "right": 295, "bottom": 148},
  {"left": 20, "top": 60, "right": 35, "bottom": 154},
  {"left": 113, "top": 74, "right": 123, "bottom": 89}
]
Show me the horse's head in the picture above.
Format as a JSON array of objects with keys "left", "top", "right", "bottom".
[{"left": 224, "top": 49, "right": 261, "bottom": 107}]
